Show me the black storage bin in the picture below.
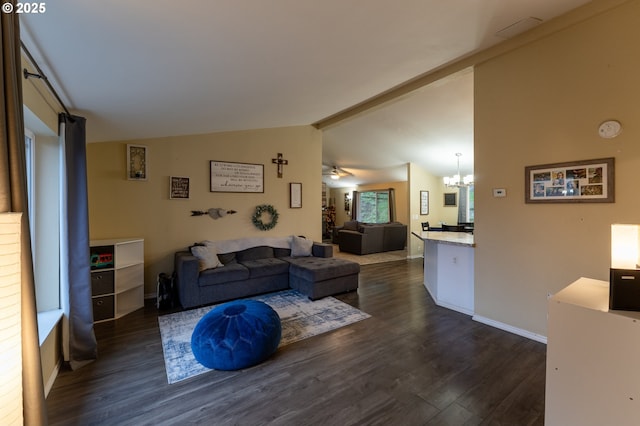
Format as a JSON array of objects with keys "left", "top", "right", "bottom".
[
  {"left": 93, "top": 295, "right": 114, "bottom": 321},
  {"left": 91, "top": 270, "right": 114, "bottom": 296}
]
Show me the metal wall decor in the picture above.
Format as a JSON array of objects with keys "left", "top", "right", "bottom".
[{"left": 127, "top": 144, "right": 147, "bottom": 180}]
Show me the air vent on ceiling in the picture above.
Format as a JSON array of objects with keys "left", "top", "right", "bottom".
[{"left": 495, "top": 17, "right": 543, "bottom": 39}]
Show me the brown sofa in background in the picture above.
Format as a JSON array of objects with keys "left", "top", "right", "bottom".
[{"left": 337, "top": 221, "right": 407, "bottom": 255}]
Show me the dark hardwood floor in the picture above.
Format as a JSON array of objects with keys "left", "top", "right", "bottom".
[{"left": 46, "top": 259, "right": 546, "bottom": 425}]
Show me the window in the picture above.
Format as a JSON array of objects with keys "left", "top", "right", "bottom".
[
  {"left": 24, "top": 125, "right": 61, "bottom": 314},
  {"left": 357, "top": 190, "right": 390, "bottom": 223}
]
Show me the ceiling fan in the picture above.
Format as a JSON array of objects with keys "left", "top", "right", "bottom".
[{"left": 322, "top": 165, "right": 353, "bottom": 180}]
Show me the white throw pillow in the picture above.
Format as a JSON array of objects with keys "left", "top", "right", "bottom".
[
  {"left": 191, "top": 245, "right": 223, "bottom": 271},
  {"left": 290, "top": 236, "right": 313, "bottom": 257}
]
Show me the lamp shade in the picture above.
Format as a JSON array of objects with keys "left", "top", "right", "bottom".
[
  {"left": 0, "top": 213, "right": 23, "bottom": 426},
  {"left": 611, "top": 224, "right": 640, "bottom": 269}
]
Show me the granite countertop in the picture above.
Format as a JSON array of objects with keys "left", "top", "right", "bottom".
[{"left": 416, "top": 231, "right": 475, "bottom": 247}]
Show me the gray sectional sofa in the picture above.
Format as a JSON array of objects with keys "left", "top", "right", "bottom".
[
  {"left": 337, "top": 221, "right": 407, "bottom": 255},
  {"left": 174, "top": 236, "right": 360, "bottom": 309}
]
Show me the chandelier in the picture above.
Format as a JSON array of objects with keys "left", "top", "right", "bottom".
[{"left": 443, "top": 153, "right": 474, "bottom": 187}]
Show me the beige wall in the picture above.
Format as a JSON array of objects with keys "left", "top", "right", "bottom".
[
  {"left": 474, "top": 0, "right": 640, "bottom": 337},
  {"left": 408, "top": 163, "right": 460, "bottom": 257},
  {"left": 329, "top": 186, "right": 356, "bottom": 227},
  {"left": 87, "top": 125, "right": 322, "bottom": 295},
  {"left": 40, "top": 325, "right": 61, "bottom": 396}
]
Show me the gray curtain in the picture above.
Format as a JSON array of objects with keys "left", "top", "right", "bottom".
[
  {"left": 458, "top": 187, "right": 468, "bottom": 224},
  {"left": 350, "top": 190, "right": 358, "bottom": 220},
  {"left": 388, "top": 188, "right": 396, "bottom": 222},
  {"left": 0, "top": 5, "right": 48, "bottom": 424},
  {"left": 60, "top": 113, "right": 97, "bottom": 369}
]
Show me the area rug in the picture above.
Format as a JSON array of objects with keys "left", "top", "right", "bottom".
[
  {"left": 332, "top": 244, "right": 407, "bottom": 265},
  {"left": 158, "top": 289, "right": 370, "bottom": 383}
]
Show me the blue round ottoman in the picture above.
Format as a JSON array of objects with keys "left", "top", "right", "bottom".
[{"left": 191, "top": 300, "right": 281, "bottom": 371}]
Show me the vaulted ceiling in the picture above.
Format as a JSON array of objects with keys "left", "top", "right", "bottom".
[{"left": 20, "top": 0, "right": 593, "bottom": 186}]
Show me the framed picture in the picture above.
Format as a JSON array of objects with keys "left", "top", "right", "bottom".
[
  {"left": 169, "top": 176, "right": 190, "bottom": 199},
  {"left": 525, "top": 157, "right": 614, "bottom": 203},
  {"left": 210, "top": 161, "right": 264, "bottom": 193},
  {"left": 344, "top": 193, "right": 351, "bottom": 212},
  {"left": 420, "top": 191, "right": 429, "bottom": 215},
  {"left": 290, "top": 182, "right": 302, "bottom": 208},
  {"left": 444, "top": 192, "right": 457, "bottom": 207},
  {"left": 127, "top": 144, "right": 147, "bottom": 180}
]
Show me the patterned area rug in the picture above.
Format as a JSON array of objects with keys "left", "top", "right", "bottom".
[{"left": 158, "top": 290, "right": 370, "bottom": 383}]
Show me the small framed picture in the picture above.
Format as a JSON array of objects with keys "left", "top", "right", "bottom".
[
  {"left": 169, "top": 176, "right": 190, "bottom": 199},
  {"left": 290, "top": 182, "right": 302, "bottom": 208},
  {"left": 420, "top": 191, "right": 429, "bottom": 215},
  {"left": 444, "top": 192, "right": 457, "bottom": 207},
  {"left": 127, "top": 144, "right": 148, "bottom": 180}
]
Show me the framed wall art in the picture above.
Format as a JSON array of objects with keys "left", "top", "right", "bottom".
[
  {"left": 525, "top": 157, "right": 614, "bottom": 203},
  {"left": 444, "top": 192, "right": 457, "bottom": 207},
  {"left": 420, "top": 190, "right": 429, "bottom": 215},
  {"left": 127, "top": 144, "right": 148, "bottom": 180},
  {"left": 210, "top": 161, "right": 264, "bottom": 193},
  {"left": 290, "top": 182, "right": 302, "bottom": 208},
  {"left": 169, "top": 176, "right": 190, "bottom": 199}
]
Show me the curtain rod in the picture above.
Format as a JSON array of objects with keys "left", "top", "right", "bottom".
[{"left": 20, "top": 40, "right": 73, "bottom": 119}]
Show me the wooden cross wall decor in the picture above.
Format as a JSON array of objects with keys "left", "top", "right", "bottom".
[{"left": 272, "top": 153, "right": 288, "bottom": 178}]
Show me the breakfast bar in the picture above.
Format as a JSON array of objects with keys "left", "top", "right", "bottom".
[{"left": 414, "top": 231, "right": 475, "bottom": 315}]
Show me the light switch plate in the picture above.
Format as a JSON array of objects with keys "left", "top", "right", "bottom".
[{"left": 493, "top": 188, "right": 506, "bottom": 197}]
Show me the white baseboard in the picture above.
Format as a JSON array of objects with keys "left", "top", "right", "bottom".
[
  {"left": 472, "top": 314, "right": 547, "bottom": 344},
  {"left": 438, "top": 300, "right": 474, "bottom": 316}
]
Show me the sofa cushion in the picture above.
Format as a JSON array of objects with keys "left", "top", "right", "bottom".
[
  {"left": 273, "top": 247, "right": 291, "bottom": 258},
  {"left": 217, "top": 252, "right": 237, "bottom": 265},
  {"left": 190, "top": 245, "right": 223, "bottom": 271},
  {"left": 342, "top": 220, "right": 359, "bottom": 231},
  {"left": 240, "top": 258, "right": 290, "bottom": 278},
  {"left": 287, "top": 257, "right": 360, "bottom": 282},
  {"left": 290, "top": 236, "right": 313, "bottom": 257},
  {"left": 198, "top": 263, "right": 250, "bottom": 287},
  {"left": 236, "top": 246, "right": 274, "bottom": 262}
]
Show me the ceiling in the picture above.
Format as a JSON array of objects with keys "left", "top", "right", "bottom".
[{"left": 20, "top": 0, "right": 592, "bottom": 186}]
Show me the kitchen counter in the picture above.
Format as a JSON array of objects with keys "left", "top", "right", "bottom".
[
  {"left": 414, "top": 231, "right": 475, "bottom": 315},
  {"left": 415, "top": 231, "right": 475, "bottom": 247}
]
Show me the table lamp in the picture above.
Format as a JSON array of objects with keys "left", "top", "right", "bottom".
[{"left": 610, "top": 224, "right": 640, "bottom": 311}]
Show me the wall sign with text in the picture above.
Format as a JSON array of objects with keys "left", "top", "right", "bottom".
[{"left": 210, "top": 161, "right": 264, "bottom": 193}]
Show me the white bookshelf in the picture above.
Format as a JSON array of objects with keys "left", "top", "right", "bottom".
[
  {"left": 546, "top": 277, "right": 640, "bottom": 425},
  {"left": 90, "top": 238, "right": 144, "bottom": 322}
]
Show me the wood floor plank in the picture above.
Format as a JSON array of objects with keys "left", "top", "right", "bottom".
[{"left": 46, "top": 259, "right": 546, "bottom": 425}]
